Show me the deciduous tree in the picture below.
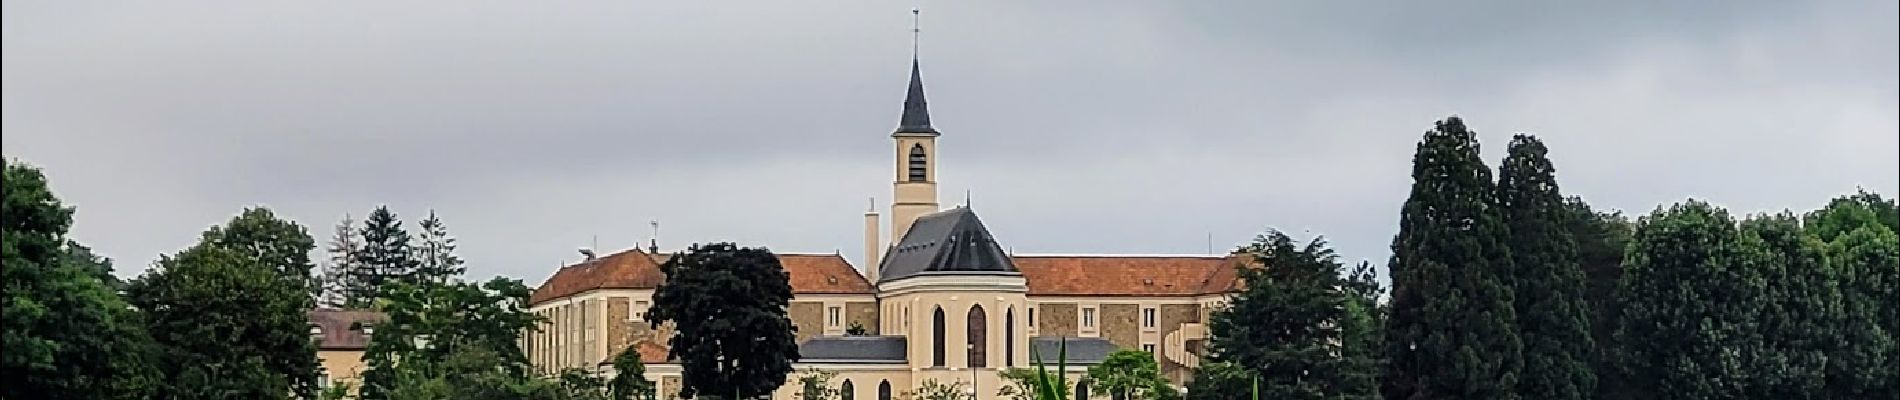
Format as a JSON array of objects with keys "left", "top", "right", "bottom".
[{"left": 645, "top": 243, "right": 799, "bottom": 400}]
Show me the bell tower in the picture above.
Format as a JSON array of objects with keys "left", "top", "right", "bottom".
[{"left": 890, "top": 8, "right": 940, "bottom": 243}]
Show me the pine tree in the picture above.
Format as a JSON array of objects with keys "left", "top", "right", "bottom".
[
  {"left": 1382, "top": 116, "right": 1522, "bottom": 400},
  {"left": 1208, "top": 230, "right": 1366, "bottom": 400},
  {"left": 1612, "top": 201, "right": 1757, "bottom": 400},
  {"left": 317, "top": 214, "right": 363, "bottom": 308},
  {"left": 1495, "top": 135, "right": 1595, "bottom": 400},
  {"left": 351, "top": 206, "right": 417, "bottom": 307},
  {"left": 413, "top": 210, "right": 465, "bottom": 283}
]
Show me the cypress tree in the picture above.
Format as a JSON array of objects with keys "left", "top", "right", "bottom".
[
  {"left": 1495, "top": 135, "right": 1594, "bottom": 400},
  {"left": 1382, "top": 116, "right": 1521, "bottom": 400}
]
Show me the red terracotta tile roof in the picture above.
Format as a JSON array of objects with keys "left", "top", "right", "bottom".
[
  {"left": 529, "top": 249, "right": 667, "bottom": 304},
  {"left": 779, "top": 253, "right": 874, "bottom": 295},
  {"left": 530, "top": 250, "right": 872, "bottom": 305},
  {"left": 1013, "top": 254, "right": 1246, "bottom": 296},
  {"left": 308, "top": 309, "right": 387, "bottom": 350}
]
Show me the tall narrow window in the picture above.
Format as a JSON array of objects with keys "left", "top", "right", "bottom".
[
  {"left": 907, "top": 144, "right": 928, "bottom": 182},
  {"left": 878, "top": 381, "right": 893, "bottom": 400},
  {"left": 841, "top": 380, "right": 855, "bottom": 400},
  {"left": 827, "top": 306, "right": 842, "bottom": 328},
  {"left": 967, "top": 305, "right": 988, "bottom": 368},
  {"left": 932, "top": 307, "right": 947, "bottom": 367},
  {"left": 1005, "top": 307, "right": 1017, "bottom": 367},
  {"left": 1076, "top": 380, "right": 1091, "bottom": 400},
  {"left": 1082, "top": 307, "right": 1097, "bottom": 328},
  {"left": 1029, "top": 308, "right": 1036, "bottom": 327},
  {"left": 1142, "top": 307, "right": 1157, "bottom": 329}
]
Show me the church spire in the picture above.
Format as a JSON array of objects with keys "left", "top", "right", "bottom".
[{"left": 895, "top": 8, "right": 937, "bottom": 135}]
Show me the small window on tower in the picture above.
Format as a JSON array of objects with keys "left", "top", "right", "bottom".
[{"left": 907, "top": 144, "right": 928, "bottom": 182}]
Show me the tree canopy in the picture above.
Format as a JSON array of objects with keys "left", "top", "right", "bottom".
[{"left": 644, "top": 243, "right": 799, "bottom": 399}]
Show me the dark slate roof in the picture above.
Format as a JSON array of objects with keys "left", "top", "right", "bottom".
[
  {"left": 878, "top": 207, "right": 1019, "bottom": 282},
  {"left": 1029, "top": 337, "right": 1117, "bottom": 365},
  {"left": 308, "top": 309, "right": 387, "bottom": 351},
  {"left": 799, "top": 336, "right": 908, "bottom": 363},
  {"left": 893, "top": 59, "right": 938, "bottom": 135}
]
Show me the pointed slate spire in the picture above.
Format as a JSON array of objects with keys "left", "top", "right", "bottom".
[{"left": 894, "top": 58, "right": 938, "bottom": 135}]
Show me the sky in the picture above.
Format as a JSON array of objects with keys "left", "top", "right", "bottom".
[{"left": 5, "top": 1, "right": 1896, "bottom": 284}]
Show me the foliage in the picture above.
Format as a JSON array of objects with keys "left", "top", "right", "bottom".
[
  {"left": 1184, "top": 362, "right": 1255, "bottom": 400},
  {"left": 127, "top": 236, "right": 321, "bottom": 399},
  {"left": 1737, "top": 213, "right": 1838, "bottom": 399},
  {"left": 645, "top": 243, "right": 799, "bottom": 399},
  {"left": 1560, "top": 197, "right": 1634, "bottom": 400},
  {"left": 1808, "top": 195, "right": 1899, "bottom": 399},
  {"left": 846, "top": 321, "right": 869, "bottom": 336},
  {"left": 375, "top": 345, "right": 565, "bottom": 400},
  {"left": 358, "top": 277, "right": 543, "bottom": 399},
  {"left": 1, "top": 158, "right": 161, "bottom": 400},
  {"left": 198, "top": 207, "right": 318, "bottom": 286},
  {"left": 1611, "top": 200, "right": 1757, "bottom": 400},
  {"left": 1496, "top": 134, "right": 1596, "bottom": 400},
  {"left": 350, "top": 205, "right": 418, "bottom": 307},
  {"left": 907, "top": 379, "right": 970, "bottom": 400},
  {"left": 1208, "top": 230, "right": 1371, "bottom": 400},
  {"left": 1086, "top": 350, "right": 1179, "bottom": 400},
  {"left": 1382, "top": 116, "right": 1522, "bottom": 400},
  {"left": 319, "top": 214, "right": 364, "bottom": 308},
  {"left": 998, "top": 368, "right": 1045, "bottom": 400},
  {"left": 795, "top": 368, "right": 841, "bottom": 400},
  {"left": 1338, "top": 260, "right": 1385, "bottom": 399},
  {"left": 608, "top": 345, "right": 657, "bottom": 400},
  {"left": 413, "top": 210, "right": 465, "bottom": 283}
]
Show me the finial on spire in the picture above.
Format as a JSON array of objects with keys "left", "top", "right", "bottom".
[
  {"left": 965, "top": 190, "right": 972, "bottom": 208},
  {"left": 910, "top": 7, "right": 920, "bottom": 60}
]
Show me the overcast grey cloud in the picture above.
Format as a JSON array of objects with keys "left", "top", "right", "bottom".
[{"left": 5, "top": 1, "right": 1894, "bottom": 283}]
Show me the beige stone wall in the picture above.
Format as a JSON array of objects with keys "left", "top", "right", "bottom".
[
  {"left": 789, "top": 301, "right": 826, "bottom": 342},
  {"left": 1100, "top": 304, "right": 1139, "bottom": 349},
  {"left": 1158, "top": 303, "right": 1202, "bottom": 382},
  {"left": 318, "top": 350, "right": 367, "bottom": 388},
  {"left": 607, "top": 297, "right": 632, "bottom": 355},
  {"left": 1038, "top": 303, "right": 1077, "bottom": 337},
  {"left": 846, "top": 301, "right": 880, "bottom": 335},
  {"left": 771, "top": 368, "right": 914, "bottom": 400}
]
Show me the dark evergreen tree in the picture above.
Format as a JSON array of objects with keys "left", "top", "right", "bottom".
[
  {"left": 1208, "top": 230, "right": 1370, "bottom": 400},
  {"left": 1185, "top": 362, "right": 1257, "bottom": 400},
  {"left": 1495, "top": 135, "right": 1595, "bottom": 400},
  {"left": 2, "top": 159, "right": 161, "bottom": 400},
  {"left": 1340, "top": 260, "right": 1386, "bottom": 399},
  {"left": 1382, "top": 117, "right": 1522, "bottom": 400},
  {"left": 645, "top": 243, "right": 799, "bottom": 400},
  {"left": 413, "top": 210, "right": 465, "bottom": 283},
  {"left": 128, "top": 208, "right": 324, "bottom": 400},
  {"left": 351, "top": 205, "right": 417, "bottom": 306},
  {"left": 318, "top": 214, "right": 363, "bottom": 308},
  {"left": 1611, "top": 201, "right": 1757, "bottom": 400},
  {"left": 1558, "top": 198, "right": 1634, "bottom": 400}
]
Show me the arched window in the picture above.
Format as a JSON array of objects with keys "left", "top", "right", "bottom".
[
  {"left": 932, "top": 306, "right": 947, "bottom": 367},
  {"left": 841, "top": 380, "right": 855, "bottom": 400},
  {"left": 907, "top": 144, "right": 928, "bottom": 182},
  {"left": 1076, "top": 380, "right": 1091, "bottom": 400},
  {"left": 968, "top": 305, "right": 988, "bottom": 368},
  {"left": 1005, "top": 307, "right": 1016, "bottom": 367},
  {"left": 878, "top": 380, "right": 893, "bottom": 400}
]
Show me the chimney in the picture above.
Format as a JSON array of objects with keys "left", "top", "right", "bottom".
[{"left": 864, "top": 198, "right": 881, "bottom": 283}]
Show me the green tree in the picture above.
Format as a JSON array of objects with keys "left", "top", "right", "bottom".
[
  {"left": 906, "top": 379, "right": 969, "bottom": 400},
  {"left": 644, "top": 243, "right": 799, "bottom": 400},
  {"left": 1382, "top": 116, "right": 1522, "bottom": 400},
  {"left": 1208, "top": 230, "right": 1370, "bottom": 400},
  {"left": 999, "top": 367, "right": 1047, "bottom": 400},
  {"left": 1736, "top": 213, "right": 1838, "bottom": 399},
  {"left": 199, "top": 207, "right": 318, "bottom": 282},
  {"left": 2, "top": 159, "right": 161, "bottom": 400},
  {"left": 128, "top": 239, "right": 321, "bottom": 399},
  {"left": 1611, "top": 200, "right": 1757, "bottom": 400},
  {"left": 1495, "top": 135, "right": 1595, "bottom": 400},
  {"left": 413, "top": 210, "right": 464, "bottom": 283},
  {"left": 358, "top": 277, "right": 543, "bottom": 400},
  {"left": 351, "top": 205, "right": 417, "bottom": 306},
  {"left": 608, "top": 346, "right": 656, "bottom": 400},
  {"left": 59, "top": 240, "right": 121, "bottom": 290},
  {"left": 1808, "top": 194, "right": 1899, "bottom": 398},
  {"left": 1559, "top": 198, "right": 1633, "bottom": 400},
  {"left": 795, "top": 368, "right": 841, "bottom": 400},
  {"left": 1338, "top": 260, "right": 1384, "bottom": 400},
  {"left": 1086, "top": 350, "right": 1179, "bottom": 400},
  {"left": 1183, "top": 362, "right": 1254, "bottom": 400}
]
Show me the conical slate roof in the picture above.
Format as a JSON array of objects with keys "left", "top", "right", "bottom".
[
  {"left": 877, "top": 207, "right": 1017, "bottom": 281},
  {"left": 893, "top": 59, "right": 938, "bottom": 135}
]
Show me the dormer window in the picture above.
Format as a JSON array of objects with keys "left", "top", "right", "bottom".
[
  {"left": 309, "top": 325, "right": 323, "bottom": 337},
  {"left": 907, "top": 144, "right": 928, "bottom": 182}
]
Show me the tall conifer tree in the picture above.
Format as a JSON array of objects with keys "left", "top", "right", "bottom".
[
  {"left": 413, "top": 210, "right": 464, "bottom": 283},
  {"left": 350, "top": 206, "right": 416, "bottom": 306},
  {"left": 1382, "top": 116, "right": 1521, "bottom": 400},
  {"left": 1496, "top": 135, "right": 1594, "bottom": 400}
]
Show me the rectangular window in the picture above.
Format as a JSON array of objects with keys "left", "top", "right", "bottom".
[
  {"left": 827, "top": 306, "right": 843, "bottom": 328},
  {"left": 632, "top": 301, "right": 649, "bottom": 321},
  {"left": 1143, "top": 344, "right": 1156, "bottom": 354},
  {"left": 1082, "top": 308, "right": 1097, "bottom": 328},
  {"left": 1142, "top": 307, "right": 1157, "bottom": 329},
  {"left": 1028, "top": 308, "right": 1036, "bottom": 327}
]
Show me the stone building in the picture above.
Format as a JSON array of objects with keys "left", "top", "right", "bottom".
[
  {"left": 524, "top": 53, "right": 1243, "bottom": 400},
  {"left": 309, "top": 308, "right": 387, "bottom": 393}
]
